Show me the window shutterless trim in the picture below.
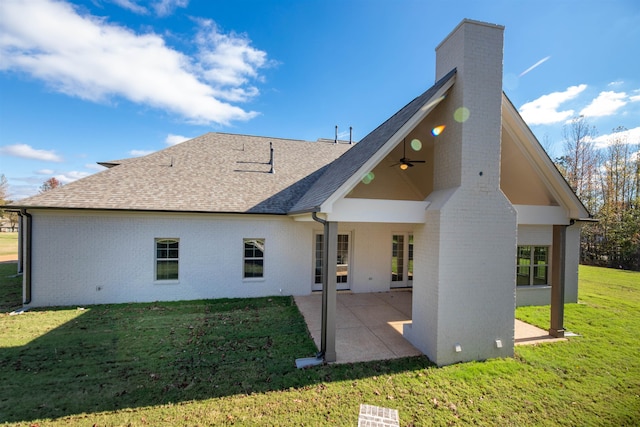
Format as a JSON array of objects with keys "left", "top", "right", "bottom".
[
  {"left": 243, "top": 238, "right": 265, "bottom": 279},
  {"left": 155, "top": 238, "right": 179, "bottom": 282},
  {"left": 516, "top": 245, "right": 549, "bottom": 286}
]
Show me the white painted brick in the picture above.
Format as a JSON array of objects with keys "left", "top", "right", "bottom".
[
  {"left": 27, "top": 211, "right": 420, "bottom": 307},
  {"left": 407, "top": 20, "right": 517, "bottom": 366}
]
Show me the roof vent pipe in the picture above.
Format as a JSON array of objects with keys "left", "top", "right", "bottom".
[
  {"left": 335, "top": 125, "right": 338, "bottom": 144},
  {"left": 269, "top": 142, "right": 275, "bottom": 174},
  {"left": 350, "top": 126, "right": 353, "bottom": 144}
]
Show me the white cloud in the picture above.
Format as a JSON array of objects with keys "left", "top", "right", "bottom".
[
  {"left": 85, "top": 163, "right": 107, "bottom": 171},
  {"left": 152, "top": 0, "right": 188, "bottom": 17},
  {"left": 579, "top": 91, "right": 627, "bottom": 118},
  {"left": 165, "top": 134, "right": 190, "bottom": 145},
  {"left": 110, "top": 0, "right": 188, "bottom": 16},
  {"left": 0, "top": 144, "right": 63, "bottom": 162},
  {"left": 195, "top": 19, "right": 274, "bottom": 102},
  {"left": 519, "top": 84, "right": 587, "bottom": 125},
  {"left": 0, "top": 0, "right": 270, "bottom": 125},
  {"left": 129, "top": 149, "right": 154, "bottom": 156},
  {"left": 36, "top": 168, "right": 55, "bottom": 175},
  {"left": 592, "top": 126, "right": 640, "bottom": 149},
  {"left": 55, "top": 171, "right": 91, "bottom": 184},
  {"left": 6, "top": 184, "right": 40, "bottom": 201},
  {"left": 110, "top": 0, "right": 148, "bottom": 15}
]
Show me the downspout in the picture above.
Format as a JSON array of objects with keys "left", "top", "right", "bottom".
[
  {"left": 17, "top": 213, "right": 23, "bottom": 274},
  {"left": 312, "top": 211, "right": 328, "bottom": 359},
  {"left": 21, "top": 209, "right": 32, "bottom": 305},
  {"left": 295, "top": 210, "right": 330, "bottom": 368}
]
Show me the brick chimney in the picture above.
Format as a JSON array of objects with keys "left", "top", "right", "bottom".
[{"left": 406, "top": 20, "right": 517, "bottom": 366}]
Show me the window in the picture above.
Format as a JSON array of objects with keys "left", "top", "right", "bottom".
[
  {"left": 314, "top": 233, "right": 350, "bottom": 289},
  {"left": 244, "top": 239, "right": 265, "bottom": 278},
  {"left": 408, "top": 234, "right": 414, "bottom": 282},
  {"left": 336, "top": 234, "right": 349, "bottom": 284},
  {"left": 392, "top": 234, "right": 405, "bottom": 282},
  {"left": 517, "top": 245, "right": 549, "bottom": 286},
  {"left": 314, "top": 234, "right": 324, "bottom": 284},
  {"left": 156, "top": 238, "right": 179, "bottom": 281},
  {"left": 392, "top": 234, "right": 414, "bottom": 287}
]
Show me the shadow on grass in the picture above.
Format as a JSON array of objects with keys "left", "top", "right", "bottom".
[
  {"left": 0, "top": 262, "right": 22, "bottom": 313},
  {"left": 0, "top": 296, "right": 433, "bottom": 423}
]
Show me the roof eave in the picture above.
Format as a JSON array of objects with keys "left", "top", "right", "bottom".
[{"left": 5, "top": 205, "right": 289, "bottom": 216}]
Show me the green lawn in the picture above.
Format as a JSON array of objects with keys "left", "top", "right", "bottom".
[
  {"left": 0, "top": 232, "right": 18, "bottom": 257},
  {"left": 0, "top": 265, "right": 638, "bottom": 426}
]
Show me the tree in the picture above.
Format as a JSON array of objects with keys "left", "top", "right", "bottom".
[
  {"left": 0, "top": 174, "right": 19, "bottom": 231},
  {"left": 597, "top": 127, "right": 640, "bottom": 269},
  {"left": 561, "top": 116, "right": 599, "bottom": 212},
  {"left": 0, "top": 174, "right": 8, "bottom": 218},
  {"left": 40, "top": 177, "right": 61, "bottom": 193},
  {"left": 560, "top": 116, "right": 600, "bottom": 264},
  {"left": 556, "top": 120, "right": 640, "bottom": 271}
]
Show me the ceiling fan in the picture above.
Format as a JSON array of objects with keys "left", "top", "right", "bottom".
[{"left": 390, "top": 138, "right": 426, "bottom": 170}]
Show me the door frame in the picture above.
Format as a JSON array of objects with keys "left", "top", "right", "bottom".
[
  {"left": 391, "top": 232, "right": 414, "bottom": 288},
  {"left": 312, "top": 231, "right": 352, "bottom": 291}
]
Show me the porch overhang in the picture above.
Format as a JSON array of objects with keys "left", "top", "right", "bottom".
[
  {"left": 290, "top": 199, "right": 431, "bottom": 223},
  {"left": 513, "top": 205, "right": 572, "bottom": 225},
  {"left": 327, "top": 198, "right": 430, "bottom": 223}
]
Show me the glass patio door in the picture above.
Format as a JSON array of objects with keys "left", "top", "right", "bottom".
[
  {"left": 391, "top": 233, "right": 413, "bottom": 288},
  {"left": 313, "top": 233, "right": 350, "bottom": 291}
]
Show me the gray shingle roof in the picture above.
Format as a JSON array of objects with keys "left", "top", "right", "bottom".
[
  {"left": 290, "top": 68, "right": 457, "bottom": 213},
  {"left": 13, "top": 70, "right": 456, "bottom": 216},
  {"left": 13, "top": 133, "right": 352, "bottom": 214}
]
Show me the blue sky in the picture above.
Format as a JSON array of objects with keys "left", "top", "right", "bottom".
[{"left": 1, "top": 0, "right": 639, "bottom": 200}]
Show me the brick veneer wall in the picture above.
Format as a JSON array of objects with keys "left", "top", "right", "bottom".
[{"left": 407, "top": 20, "right": 518, "bottom": 366}]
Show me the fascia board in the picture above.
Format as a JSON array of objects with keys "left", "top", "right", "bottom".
[
  {"left": 327, "top": 198, "right": 431, "bottom": 223},
  {"left": 319, "top": 76, "right": 455, "bottom": 213}
]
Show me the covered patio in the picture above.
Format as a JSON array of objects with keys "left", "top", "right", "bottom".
[{"left": 294, "top": 291, "right": 566, "bottom": 364}]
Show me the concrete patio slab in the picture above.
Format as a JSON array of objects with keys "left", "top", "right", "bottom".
[
  {"left": 335, "top": 327, "right": 397, "bottom": 363},
  {"left": 294, "top": 290, "right": 567, "bottom": 364},
  {"left": 295, "top": 291, "right": 420, "bottom": 364},
  {"left": 515, "top": 319, "right": 567, "bottom": 346}
]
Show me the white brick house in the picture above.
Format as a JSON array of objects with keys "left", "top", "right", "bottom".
[{"left": 10, "top": 20, "right": 589, "bottom": 366}]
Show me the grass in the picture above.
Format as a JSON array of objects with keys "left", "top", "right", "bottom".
[
  {"left": 0, "top": 232, "right": 18, "bottom": 257},
  {"left": 0, "top": 265, "right": 638, "bottom": 426},
  {"left": 0, "top": 263, "right": 21, "bottom": 313}
]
